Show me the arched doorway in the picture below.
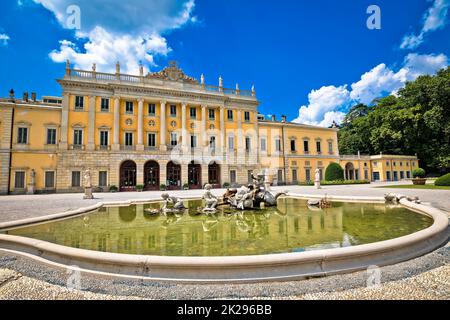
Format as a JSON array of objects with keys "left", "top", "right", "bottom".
[
  {"left": 345, "top": 162, "right": 355, "bottom": 180},
  {"left": 208, "top": 162, "right": 221, "bottom": 188},
  {"left": 144, "top": 161, "right": 160, "bottom": 191},
  {"left": 167, "top": 161, "right": 181, "bottom": 190},
  {"left": 120, "top": 160, "right": 137, "bottom": 191},
  {"left": 188, "top": 161, "right": 202, "bottom": 189}
]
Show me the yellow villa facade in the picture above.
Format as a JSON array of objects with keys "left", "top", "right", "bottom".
[{"left": 0, "top": 62, "right": 419, "bottom": 195}]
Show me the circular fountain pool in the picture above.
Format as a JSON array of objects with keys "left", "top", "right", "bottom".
[
  {"left": 0, "top": 196, "right": 448, "bottom": 282},
  {"left": 2, "top": 198, "right": 433, "bottom": 257}
]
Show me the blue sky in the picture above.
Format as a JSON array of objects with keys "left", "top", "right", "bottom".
[{"left": 0, "top": 0, "right": 449, "bottom": 126}]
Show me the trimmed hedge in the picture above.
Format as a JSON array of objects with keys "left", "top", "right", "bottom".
[
  {"left": 325, "top": 163, "right": 344, "bottom": 181},
  {"left": 412, "top": 168, "right": 426, "bottom": 178},
  {"left": 435, "top": 173, "right": 450, "bottom": 186},
  {"left": 299, "top": 180, "right": 370, "bottom": 186}
]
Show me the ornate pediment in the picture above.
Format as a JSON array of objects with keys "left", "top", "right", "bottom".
[{"left": 146, "top": 61, "right": 198, "bottom": 84}]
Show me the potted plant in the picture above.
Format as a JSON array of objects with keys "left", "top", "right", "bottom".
[
  {"left": 223, "top": 182, "right": 231, "bottom": 189},
  {"left": 183, "top": 183, "right": 190, "bottom": 190},
  {"left": 136, "top": 184, "right": 144, "bottom": 192},
  {"left": 160, "top": 184, "right": 167, "bottom": 191},
  {"left": 109, "top": 185, "right": 118, "bottom": 193},
  {"left": 412, "top": 168, "right": 426, "bottom": 185}
]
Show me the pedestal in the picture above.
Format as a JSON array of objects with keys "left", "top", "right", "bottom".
[
  {"left": 27, "top": 184, "right": 35, "bottom": 195},
  {"left": 314, "top": 180, "right": 321, "bottom": 189},
  {"left": 84, "top": 187, "right": 94, "bottom": 199}
]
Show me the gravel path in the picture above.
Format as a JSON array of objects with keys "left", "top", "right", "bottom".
[{"left": 0, "top": 241, "right": 448, "bottom": 300}]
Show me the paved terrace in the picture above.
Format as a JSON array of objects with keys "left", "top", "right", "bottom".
[{"left": 0, "top": 181, "right": 449, "bottom": 223}]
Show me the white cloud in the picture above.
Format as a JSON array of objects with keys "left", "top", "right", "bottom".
[
  {"left": 293, "top": 53, "right": 448, "bottom": 127},
  {"left": 400, "top": 0, "right": 449, "bottom": 49},
  {"left": 350, "top": 64, "right": 408, "bottom": 104},
  {"left": 0, "top": 33, "right": 10, "bottom": 46},
  {"left": 292, "top": 85, "right": 351, "bottom": 126},
  {"left": 34, "top": 0, "right": 197, "bottom": 73},
  {"left": 403, "top": 52, "right": 448, "bottom": 78}
]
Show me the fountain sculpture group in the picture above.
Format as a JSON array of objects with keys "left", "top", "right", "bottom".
[{"left": 145, "top": 172, "right": 286, "bottom": 216}]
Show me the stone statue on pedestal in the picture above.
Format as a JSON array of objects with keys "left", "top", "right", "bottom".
[
  {"left": 83, "top": 168, "right": 94, "bottom": 199},
  {"left": 314, "top": 168, "right": 321, "bottom": 189}
]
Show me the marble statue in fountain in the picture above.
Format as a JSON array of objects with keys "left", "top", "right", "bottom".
[{"left": 202, "top": 184, "right": 219, "bottom": 213}]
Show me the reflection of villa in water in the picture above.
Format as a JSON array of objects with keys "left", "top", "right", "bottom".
[{"left": 7, "top": 198, "right": 429, "bottom": 257}]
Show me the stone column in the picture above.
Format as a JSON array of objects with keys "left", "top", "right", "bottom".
[
  {"left": 220, "top": 106, "right": 225, "bottom": 154},
  {"left": 237, "top": 110, "right": 244, "bottom": 160},
  {"left": 181, "top": 163, "right": 189, "bottom": 189},
  {"left": 87, "top": 95, "right": 96, "bottom": 151},
  {"left": 59, "top": 93, "right": 69, "bottom": 150},
  {"left": 253, "top": 112, "right": 259, "bottom": 165},
  {"left": 201, "top": 105, "right": 207, "bottom": 147},
  {"left": 112, "top": 97, "right": 120, "bottom": 151},
  {"left": 181, "top": 103, "right": 187, "bottom": 151},
  {"left": 160, "top": 101, "right": 167, "bottom": 151},
  {"left": 159, "top": 160, "right": 167, "bottom": 187},
  {"left": 136, "top": 98, "right": 144, "bottom": 151}
]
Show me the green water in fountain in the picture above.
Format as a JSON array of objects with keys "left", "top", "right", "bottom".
[{"left": 3, "top": 198, "right": 432, "bottom": 257}]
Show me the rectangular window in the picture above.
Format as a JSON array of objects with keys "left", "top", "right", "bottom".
[
  {"left": 125, "top": 101, "right": 134, "bottom": 114},
  {"left": 290, "top": 140, "right": 296, "bottom": 152},
  {"left": 209, "top": 109, "right": 215, "bottom": 120},
  {"left": 100, "top": 131, "right": 109, "bottom": 147},
  {"left": 245, "top": 137, "right": 251, "bottom": 151},
  {"left": 73, "top": 129, "right": 83, "bottom": 145},
  {"left": 328, "top": 141, "right": 333, "bottom": 154},
  {"left": 99, "top": 171, "right": 107, "bottom": 187},
  {"left": 244, "top": 111, "right": 250, "bottom": 122},
  {"left": 14, "top": 171, "right": 25, "bottom": 189},
  {"left": 209, "top": 136, "right": 216, "bottom": 150},
  {"left": 230, "top": 170, "right": 237, "bottom": 184},
  {"left": 72, "top": 171, "right": 81, "bottom": 187},
  {"left": 400, "top": 171, "right": 405, "bottom": 179},
  {"left": 45, "top": 171, "right": 55, "bottom": 188},
  {"left": 190, "top": 135, "right": 197, "bottom": 148},
  {"left": 406, "top": 171, "right": 411, "bottom": 179},
  {"left": 75, "top": 96, "right": 84, "bottom": 110},
  {"left": 148, "top": 103, "right": 156, "bottom": 116},
  {"left": 17, "top": 127, "right": 28, "bottom": 144},
  {"left": 260, "top": 138, "right": 267, "bottom": 152},
  {"left": 386, "top": 171, "right": 391, "bottom": 181},
  {"left": 47, "top": 128, "right": 57, "bottom": 145},
  {"left": 316, "top": 141, "right": 321, "bottom": 153},
  {"left": 170, "top": 132, "right": 177, "bottom": 146},
  {"left": 277, "top": 170, "right": 283, "bottom": 183},
  {"left": 304, "top": 140, "right": 309, "bottom": 153},
  {"left": 275, "top": 138, "right": 281, "bottom": 152},
  {"left": 190, "top": 107, "right": 196, "bottom": 119},
  {"left": 305, "top": 168, "right": 311, "bottom": 182},
  {"left": 170, "top": 105, "right": 177, "bottom": 116},
  {"left": 292, "top": 169, "right": 298, "bottom": 183},
  {"left": 364, "top": 170, "right": 369, "bottom": 180},
  {"left": 148, "top": 133, "right": 156, "bottom": 148},
  {"left": 228, "top": 136, "right": 234, "bottom": 151},
  {"left": 101, "top": 98, "right": 109, "bottom": 112},
  {"left": 227, "top": 110, "right": 233, "bottom": 120},
  {"left": 125, "top": 132, "right": 133, "bottom": 146},
  {"left": 248, "top": 171, "right": 253, "bottom": 184}
]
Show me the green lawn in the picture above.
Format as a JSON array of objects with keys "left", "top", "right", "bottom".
[{"left": 377, "top": 184, "right": 450, "bottom": 190}]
